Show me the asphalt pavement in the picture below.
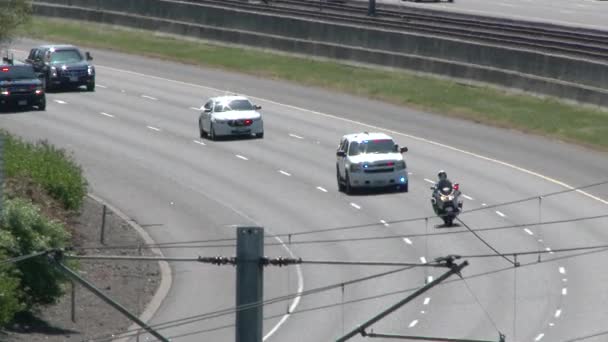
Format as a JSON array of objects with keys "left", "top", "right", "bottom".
[
  {"left": 2, "top": 39, "right": 608, "bottom": 341},
  {"left": 374, "top": 0, "right": 608, "bottom": 30}
]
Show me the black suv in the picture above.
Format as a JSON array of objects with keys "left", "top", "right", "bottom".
[
  {"left": 0, "top": 56, "right": 46, "bottom": 111},
  {"left": 25, "top": 45, "right": 95, "bottom": 92}
]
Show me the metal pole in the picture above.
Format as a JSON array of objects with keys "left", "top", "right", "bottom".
[
  {"left": 71, "top": 280, "right": 76, "bottom": 323},
  {"left": 236, "top": 226, "right": 264, "bottom": 342},
  {"left": 51, "top": 254, "right": 169, "bottom": 342},
  {"left": 0, "top": 133, "right": 4, "bottom": 218},
  {"left": 100, "top": 204, "right": 107, "bottom": 245},
  {"left": 368, "top": 0, "right": 376, "bottom": 16},
  {"left": 337, "top": 260, "right": 468, "bottom": 342},
  {"left": 363, "top": 332, "right": 501, "bottom": 341}
]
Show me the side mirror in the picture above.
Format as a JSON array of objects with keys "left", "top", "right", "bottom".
[
  {"left": 254, "top": 104, "right": 262, "bottom": 110},
  {"left": 86, "top": 52, "right": 93, "bottom": 61},
  {"left": 400, "top": 147, "right": 408, "bottom": 153},
  {"left": 336, "top": 151, "right": 346, "bottom": 157}
]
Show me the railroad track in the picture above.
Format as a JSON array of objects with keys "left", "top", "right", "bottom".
[{"left": 184, "top": 0, "right": 608, "bottom": 60}]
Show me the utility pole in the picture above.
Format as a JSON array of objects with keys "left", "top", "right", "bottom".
[
  {"left": 368, "top": 0, "right": 377, "bottom": 16},
  {"left": 236, "top": 226, "right": 264, "bottom": 342},
  {"left": 0, "top": 133, "right": 4, "bottom": 218}
]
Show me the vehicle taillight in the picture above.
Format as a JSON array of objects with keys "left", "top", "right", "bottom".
[
  {"left": 1, "top": 67, "right": 9, "bottom": 72},
  {"left": 387, "top": 162, "right": 394, "bottom": 166},
  {"left": 454, "top": 184, "right": 459, "bottom": 191},
  {"left": 244, "top": 119, "right": 253, "bottom": 126}
]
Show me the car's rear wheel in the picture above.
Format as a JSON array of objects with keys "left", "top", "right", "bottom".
[
  {"left": 199, "top": 120, "right": 207, "bottom": 138},
  {"left": 256, "top": 132, "right": 264, "bottom": 139},
  {"left": 87, "top": 82, "right": 95, "bottom": 92}
]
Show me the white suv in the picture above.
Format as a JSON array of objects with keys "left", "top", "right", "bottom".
[
  {"left": 199, "top": 95, "right": 264, "bottom": 140},
  {"left": 336, "top": 132, "right": 409, "bottom": 194}
]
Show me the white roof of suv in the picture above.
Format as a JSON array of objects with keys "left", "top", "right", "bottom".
[{"left": 342, "top": 132, "right": 394, "bottom": 143}]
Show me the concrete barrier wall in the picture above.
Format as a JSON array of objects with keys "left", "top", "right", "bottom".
[{"left": 33, "top": 1, "right": 608, "bottom": 106}]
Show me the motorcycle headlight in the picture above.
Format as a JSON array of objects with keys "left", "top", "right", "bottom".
[
  {"left": 350, "top": 163, "right": 362, "bottom": 173},
  {"left": 395, "top": 160, "right": 406, "bottom": 170},
  {"left": 440, "top": 195, "right": 454, "bottom": 201},
  {"left": 87, "top": 65, "right": 95, "bottom": 76},
  {"left": 50, "top": 66, "right": 57, "bottom": 77}
]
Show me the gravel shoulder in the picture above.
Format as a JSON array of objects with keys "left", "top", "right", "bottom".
[{"left": 2, "top": 195, "right": 161, "bottom": 342}]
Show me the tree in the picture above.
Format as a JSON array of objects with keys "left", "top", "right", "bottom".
[{"left": 0, "top": 0, "right": 32, "bottom": 46}]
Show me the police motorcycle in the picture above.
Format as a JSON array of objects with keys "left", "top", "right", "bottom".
[{"left": 430, "top": 181, "right": 463, "bottom": 227}]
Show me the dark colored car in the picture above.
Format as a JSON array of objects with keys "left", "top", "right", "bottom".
[
  {"left": 25, "top": 45, "right": 95, "bottom": 92},
  {"left": 0, "top": 58, "right": 46, "bottom": 111}
]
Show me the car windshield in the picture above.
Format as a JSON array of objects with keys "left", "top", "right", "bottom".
[
  {"left": 214, "top": 99, "right": 254, "bottom": 112},
  {"left": 0, "top": 66, "right": 36, "bottom": 80},
  {"left": 50, "top": 49, "right": 83, "bottom": 64},
  {"left": 349, "top": 139, "right": 396, "bottom": 156}
]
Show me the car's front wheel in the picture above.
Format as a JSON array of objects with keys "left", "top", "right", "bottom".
[
  {"left": 344, "top": 172, "right": 353, "bottom": 194},
  {"left": 37, "top": 97, "right": 46, "bottom": 111},
  {"left": 209, "top": 123, "right": 216, "bottom": 141},
  {"left": 87, "top": 82, "right": 95, "bottom": 92},
  {"left": 337, "top": 167, "right": 345, "bottom": 192}
]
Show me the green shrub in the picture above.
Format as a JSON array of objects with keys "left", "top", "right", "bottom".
[
  {"left": 0, "top": 267, "right": 24, "bottom": 326},
  {"left": 2, "top": 132, "right": 87, "bottom": 210},
  {"left": 0, "top": 198, "right": 71, "bottom": 308}
]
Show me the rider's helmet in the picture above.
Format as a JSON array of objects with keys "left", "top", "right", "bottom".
[{"left": 437, "top": 170, "right": 447, "bottom": 180}]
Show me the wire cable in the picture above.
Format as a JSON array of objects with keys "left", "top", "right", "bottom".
[
  {"left": 0, "top": 250, "right": 50, "bottom": 266},
  {"left": 456, "top": 217, "right": 515, "bottom": 266}
]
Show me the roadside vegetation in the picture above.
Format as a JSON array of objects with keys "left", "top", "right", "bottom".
[
  {"left": 0, "top": 131, "right": 86, "bottom": 327},
  {"left": 21, "top": 18, "right": 608, "bottom": 150},
  {"left": 0, "top": 0, "right": 31, "bottom": 46}
]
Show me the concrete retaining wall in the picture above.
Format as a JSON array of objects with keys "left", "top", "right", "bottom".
[{"left": 33, "top": 0, "right": 608, "bottom": 106}]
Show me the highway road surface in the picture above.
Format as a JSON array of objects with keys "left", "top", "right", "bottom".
[
  {"left": 2, "top": 39, "right": 608, "bottom": 342},
  {"left": 376, "top": 0, "right": 608, "bottom": 30}
]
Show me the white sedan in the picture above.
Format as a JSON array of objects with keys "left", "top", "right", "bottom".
[{"left": 198, "top": 95, "right": 264, "bottom": 140}]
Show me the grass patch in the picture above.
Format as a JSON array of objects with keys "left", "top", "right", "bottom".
[
  {"left": 2, "top": 131, "right": 87, "bottom": 210},
  {"left": 21, "top": 17, "right": 608, "bottom": 150}
]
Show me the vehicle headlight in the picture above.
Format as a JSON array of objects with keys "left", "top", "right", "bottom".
[
  {"left": 440, "top": 195, "right": 454, "bottom": 201},
  {"left": 350, "top": 163, "right": 362, "bottom": 173},
  {"left": 0, "top": 88, "right": 8, "bottom": 96},
  {"left": 87, "top": 65, "right": 95, "bottom": 76},
  {"left": 395, "top": 160, "right": 406, "bottom": 170},
  {"left": 213, "top": 118, "right": 227, "bottom": 123},
  {"left": 50, "top": 66, "right": 57, "bottom": 77},
  {"left": 35, "top": 87, "right": 43, "bottom": 95}
]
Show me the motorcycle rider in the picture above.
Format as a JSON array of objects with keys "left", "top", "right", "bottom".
[
  {"left": 434, "top": 170, "right": 452, "bottom": 195},
  {"left": 431, "top": 170, "right": 462, "bottom": 216}
]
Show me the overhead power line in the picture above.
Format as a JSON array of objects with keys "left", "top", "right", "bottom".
[{"left": 0, "top": 250, "right": 50, "bottom": 266}]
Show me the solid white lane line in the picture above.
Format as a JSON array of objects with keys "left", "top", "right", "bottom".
[
  {"left": 316, "top": 186, "right": 328, "bottom": 193},
  {"left": 562, "top": 288, "right": 568, "bottom": 295},
  {"left": 97, "top": 84, "right": 107, "bottom": 88},
  {"left": 423, "top": 297, "right": 431, "bottom": 305},
  {"left": 279, "top": 170, "right": 291, "bottom": 176},
  {"left": 495, "top": 210, "right": 506, "bottom": 217},
  {"left": 462, "top": 194, "right": 474, "bottom": 200},
  {"left": 403, "top": 238, "right": 413, "bottom": 245},
  {"left": 100, "top": 112, "right": 114, "bottom": 118},
  {"left": 498, "top": 2, "right": 516, "bottom": 7},
  {"left": 236, "top": 155, "right": 249, "bottom": 161},
  {"left": 380, "top": 219, "right": 389, "bottom": 227},
  {"left": 420, "top": 256, "right": 427, "bottom": 264},
  {"left": 535, "top": 333, "right": 545, "bottom": 341},
  {"left": 350, "top": 203, "right": 361, "bottom": 210},
  {"left": 555, "top": 309, "right": 562, "bottom": 318},
  {"left": 408, "top": 320, "right": 418, "bottom": 328},
  {"left": 559, "top": 266, "right": 566, "bottom": 274},
  {"left": 424, "top": 178, "right": 435, "bottom": 184},
  {"left": 193, "top": 140, "right": 205, "bottom": 146},
  {"left": 83, "top": 64, "right": 608, "bottom": 208},
  {"left": 524, "top": 228, "right": 534, "bottom": 235},
  {"left": 289, "top": 133, "right": 304, "bottom": 139},
  {"left": 141, "top": 95, "right": 158, "bottom": 101},
  {"left": 53, "top": 99, "right": 67, "bottom": 104},
  {"left": 147, "top": 126, "right": 161, "bottom": 132}
]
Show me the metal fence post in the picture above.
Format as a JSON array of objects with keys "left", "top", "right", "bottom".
[{"left": 100, "top": 204, "right": 107, "bottom": 245}]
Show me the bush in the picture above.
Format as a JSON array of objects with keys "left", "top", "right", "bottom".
[
  {"left": 3, "top": 132, "right": 87, "bottom": 210},
  {"left": 0, "top": 198, "right": 71, "bottom": 309},
  {"left": 0, "top": 0, "right": 31, "bottom": 45},
  {"left": 0, "top": 268, "right": 24, "bottom": 326}
]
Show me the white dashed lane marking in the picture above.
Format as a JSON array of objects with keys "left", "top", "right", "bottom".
[
  {"left": 562, "top": 278, "right": 568, "bottom": 282},
  {"left": 53, "top": 99, "right": 67, "bottom": 104},
  {"left": 190, "top": 107, "right": 200, "bottom": 111},
  {"left": 350, "top": 203, "right": 361, "bottom": 210},
  {"left": 236, "top": 155, "right": 249, "bottom": 161},
  {"left": 562, "top": 288, "right": 568, "bottom": 296},
  {"left": 146, "top": 126, "right": 161, "bottom": 132},
  {"left": 380, "top": 219, "right": 389, "bottom": 227},
  {"left": 403, "top": 238, "right": 413, "bottom": 245},
  {"left": 559, "top": 267, "right": 566, "bottom": 274},
  {"left": 420, "top": 256, "right": 427, "bottom": 264},
  {"left": 535, "top": 333, "right": 545, "bottom": 341},
  {"left": 408, "top": 320, "right": 418, "bottom": 328},
  {"left": 289, "top": 133, "right": 304, "bottom": 139},
  {"left": 424, "top": 178, "right": 435, "bottom": 184},
  {"left": 423, "top": 297, "right": 431, "bottom": 305},
  {"left": 97, "top": 84, "right": 107, "bottom": 88},
  {"left": 141, "top": 95, "right": 158, "bottom": 101},
  {"left": 555, "top": 309, "right": 562, "bottom": 318},
  {"left": 193, "top": 140, "right": 205, "bottom": 146},
  {"left": 462, "top": 194, "right": 474, "bottom": 200},
  {"left": 100, "top": 112, "right": 114, "bottom": 118},
  {"left": 482, "top": 203, "right": 487, "bottom": 206},
  {"left": 427, "top": 276, "right": 434, "bottom": 283},
  {"left": 524, "top": 228, "right": 534, "bottom": 235},
  {"left": 279, "top": 170, "right": 292, "bottom": 176},
  {"left": 316, "top": 186, "right": 328, "bottom": 193},
  {"left": 495, "top": 210, "right": 506, "bottom": 217}
]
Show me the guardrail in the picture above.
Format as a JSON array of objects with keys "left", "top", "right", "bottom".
[{"left": 33, "top": 0, "right": 608, "bottom": 106}]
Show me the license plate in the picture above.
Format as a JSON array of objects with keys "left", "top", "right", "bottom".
[
  {"left": 70, "top": 76, "right": 78, "bottom": 82},
  {"left": 446, "top": 207, "right": 454, "bottom": 212},
  {"left": 233, "top": 129, "right": 250, "bottom": 134},
  {"left": 18, "top": 100, "right": 27, "bottom": 106}
]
